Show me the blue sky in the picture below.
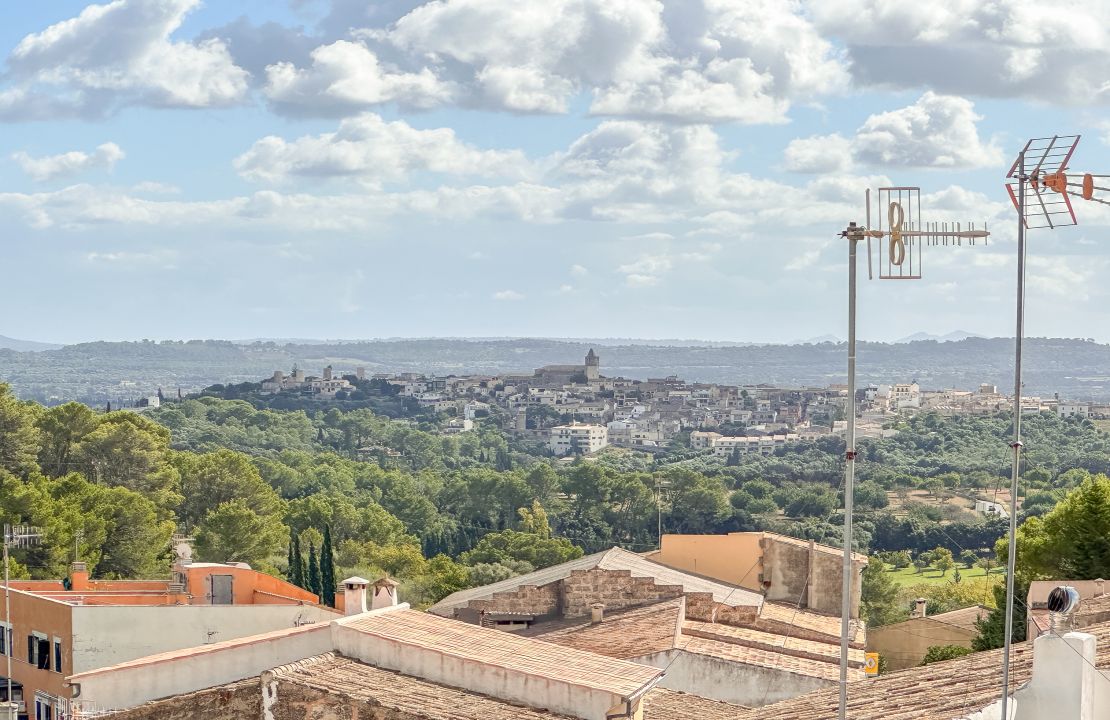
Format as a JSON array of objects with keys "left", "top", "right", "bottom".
[{"left": 1, "top": 0, "right": 1109, "bottom": 345}]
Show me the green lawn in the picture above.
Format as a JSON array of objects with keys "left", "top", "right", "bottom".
[{"left": 883, "top": 563, "right": 1004, "bottom": 587}]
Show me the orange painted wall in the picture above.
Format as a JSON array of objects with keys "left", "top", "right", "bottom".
[
  {"left": 182, "top": 566, "right": 319, "bottom": 605},
  {"left": 2, "top": 588, "right": 75, "bottom": 705},
  {"left": 656, "top": 533, "right": 765, "bottom": 589}
]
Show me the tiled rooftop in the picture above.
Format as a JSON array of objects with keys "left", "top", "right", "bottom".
[
  {"left": 732, "top": 619, "right": 1110, "bottom": 720},
  {"left": 643, "top": 689, "right": 750, "bottom": 720},
  {"left": 682, "top": 618, "right": 865, "bottom": 666},
  {"left": 341, "top": 609, "right": 662, "bottom": 698},
  {"left": 522, "top": 598, "right": 683, "bottom": 659},
  {"left": 924, "top": 605, "right": 990, "bottom": 632},
  {"left": 680, "top": 636, "right": 860, "bottom": 683},
  {"left": 272, "top": 653, "right": 749, "bottom": 720},
  {"left": 757, "top": 601, "right": 865, "bottom": 645},
  {"left": 429, "top": 547, "right": 764, "bottom": 615},
  {"left": 272, "top": 653, "right": 577, "bottom": 720}
]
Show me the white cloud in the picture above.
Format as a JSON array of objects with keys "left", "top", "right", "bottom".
[
  {"left": 234, "top": 113, "right": 531, "bottom": 185},
  {"left": 263, "top": 40, "right": 451, "bottom": 114},
  {"left": 785, "top": 93, "right": 1002, "bottom": 172},
  {"left": 13, "top": 142, "right": 124, "bottom": 181},
  {"left": 618, "top": 253, "right": 673, "bottom": 286},
  {"left": 3, "top": 0, "right": 249, "bottom": 117},
  {"left": 808, "top": 0, "right": 1110, "bottom": 104},
  {"left": 853, "top": 92, "right": 1002, "bottom": 169},
  {"left": 782, "top": 134, "right": 852, "bottom": 173},
  {"left": 492, "top": 289, "right": 525, "bottom": 301},
  {"left": 132, "top": 181, "right": 181, "bottom": 194},
  {"left": 85, "top": 249, "right": 178, "bottom": 268},
  {"left": 570, "top": 264, "right": 589, "bottom": 276},
  {"left": 272, "top": 0, "right": 845, "bottom": 123}
]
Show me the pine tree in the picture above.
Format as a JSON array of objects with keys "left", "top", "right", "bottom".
[
  {"left": 320, "top": 525, "right": 336, "bottom": 607},
  {"left": 307, "top": 542, "right": 322, "bottom": 599},
  {"left": 973, "top": 577, "right": 1029, "bottom": 650}
]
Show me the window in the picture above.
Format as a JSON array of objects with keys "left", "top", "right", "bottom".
[
  {"left": 28, "top": 632, "right": 49, "bottom": 670},
  {"left": 35, "top": 695, "right": 53, "bottom": 720},
  {"left": 53, "top": 638, "right": 62, "bottom": 674},
  {"left": 0, "top": 621, "right": 10, "bottom": 656}
]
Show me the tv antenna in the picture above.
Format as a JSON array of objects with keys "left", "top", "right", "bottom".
[
  {"left": 4, "top": 524, "right": 42, "bottom": 718},
  {"left": 837, "top": 189, "right": 989, "bottom": 720},
  {"left": 998, "top": 135, "right": 1107, "bottom": 719}
]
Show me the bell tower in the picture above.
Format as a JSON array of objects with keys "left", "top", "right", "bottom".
[{"left": 584, "top": 348, "right": 600, "bottom": 381}]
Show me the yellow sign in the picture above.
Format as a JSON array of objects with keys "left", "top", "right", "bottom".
[{"left": 864, "top": 653, "right": 879, "bottom": 676}]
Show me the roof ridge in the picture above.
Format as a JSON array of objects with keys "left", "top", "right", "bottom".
[{"left": 267, "top": 652, "right": 339, "bottom": 679}]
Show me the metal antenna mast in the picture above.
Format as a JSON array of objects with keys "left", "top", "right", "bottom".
[
  {"left": 837, "top": 188, "right": 989, "bottom": 720},
  {"left": 4, "top": 524, "right": 42, "bottom": 720},
  {"left": 999, "top": 134, "right": 1106, "bottom": 717}
]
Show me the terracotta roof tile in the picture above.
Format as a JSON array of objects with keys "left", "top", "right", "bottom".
[
  {"left": 271, "top": 653, "right": 577, "bottom": 720},
  {"left": 757, "top": 601, "right": 865, "bottom": 645},
  {"left": 643, "top": 689, "right": 750, "bottom": 720},
  {"left": 731, "top": 618, "right": 1110, "bottom": 720},
  {"left": 679, "top": 636, "right": 862, "bottom": 683},
  {"left": 682, "top": 619, "right": 865, "bottom": 666},
  {"left": 342, "top": 609, "right": 661, "bottom": 698},
  {"left": 522, "top": 599, "right": 683, "bottom": 659}
]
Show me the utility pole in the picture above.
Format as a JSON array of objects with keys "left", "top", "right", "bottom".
[
  {"left": 998, "top": 134, "right": 1106, "bottom": 715},
  {"left": 837, "top": 188, "right": 988, "bottom": 720},
  {"left": 4, "top": 525, "right": 42, "bottom": 720}
]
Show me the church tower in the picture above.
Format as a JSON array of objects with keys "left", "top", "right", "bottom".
[{"left": 584, "top": 348, "right": 600, "bottom": 381}]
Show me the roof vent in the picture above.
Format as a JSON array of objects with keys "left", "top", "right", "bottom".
[{"left": 1047, "top": 585, "right": 1081, "bottom": 633}]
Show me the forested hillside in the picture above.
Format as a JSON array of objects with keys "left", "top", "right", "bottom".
[{"left": 3, "top": 380, "right": 1108, "bottom": 616}]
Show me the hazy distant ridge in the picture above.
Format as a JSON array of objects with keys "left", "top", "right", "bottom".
[{"left": 2, "top": 336, "right": 1109, "bottom": 404}]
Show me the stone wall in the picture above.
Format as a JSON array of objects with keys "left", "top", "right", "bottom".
[
  {"left": 761, "top": 536, "right": 810, "bottom": 606},
  {"left": 92, "top": 679, "right": 259, "bottom": 720},
  {"left": 562, "top": 568, "right": 685, "bottom": 618},
  {"left": 684, "top": 593, "right": 759, "bottom": 626},
  {"left": 460, "top": 582, "right": 561, "bottom": 619}
]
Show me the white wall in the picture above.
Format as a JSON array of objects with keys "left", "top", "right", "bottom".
[
  {"left": 632, "top": 650, "right": 830, "bottom": 707},
  {"left": 70, "top": 624, "right": 332, "bottom": 712},
  {"left": 71, "top": 605, "right": 338, "bottom": 673},
  {"left": 331, "top": 618, "right": 626, "bottom": 720}
]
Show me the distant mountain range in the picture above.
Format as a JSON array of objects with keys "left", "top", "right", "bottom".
[
  {"left": 2, "top": 336, "right": 1110, "bottom": 404},
  {"left": 895, "top": 331, "right": 984, "bottom": 343},
  {"left": 0, "top": 335, "right": 63, "bottom": 352}
]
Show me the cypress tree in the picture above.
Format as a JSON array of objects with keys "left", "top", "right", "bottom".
[
  {"left": 288, "top": 529, "right": 306, "bottom": 589},
  {"left": 307, "top": 542, "right": 322, "bottom": 599},
  {"left": 286, "top": 529, "right": 295, "bottom": 583},
  {"left": 320, "top": 525, "right": 336, "bottom": 607}
]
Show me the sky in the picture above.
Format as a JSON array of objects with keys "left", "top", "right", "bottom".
[{"left": 1, "top": 0, "right": 1109, "bottom": 345}]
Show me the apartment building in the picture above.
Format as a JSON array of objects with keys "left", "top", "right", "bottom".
[
  {"left": 0, "top": 561, "right": 337, "bottom": 720},
  {"left": 548, "top": 423, "right": 609, "bottom": 456}
]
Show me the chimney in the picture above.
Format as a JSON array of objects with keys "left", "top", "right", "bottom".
[
  {"left": 590, "top": 602, "right": 605, "bottom": 624},
  {"left": 913, "top": 598, "right": 927, "bottom": 618},
  {"left": 69, "top": 562, "right": 89, "bottom": 592},
  {"left": 342, "top": 577, "right": 370, "bottom": 616},
  {"left": 371, "top": 577, "right": 400, "bottom": 610},
  {"left": 1096, "top": 578, "right": 1105, "bottom": 597}
]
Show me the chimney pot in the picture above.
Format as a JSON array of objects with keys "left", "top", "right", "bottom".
[
  {"left": 341, "top": 576, "right": 370, "bottom": 616},
  {"left": 914, "top": 597, "right": 927, "bottom": 618},
  {"left": 590, "top": 602, "right": 605, "bottom": 624},
  {"left": 372, "top": 576, "right": 400, "bottom": 610},
  {"left": 69, "top": 562, "right": 89, "bottom": 591},
  {"left": 1096, "top": 578, "right": 1105, "bottom": 597}
]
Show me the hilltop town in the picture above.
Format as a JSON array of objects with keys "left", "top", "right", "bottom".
[{"left": 243, "top": 349, "right": 1110, "bottom": 458}]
